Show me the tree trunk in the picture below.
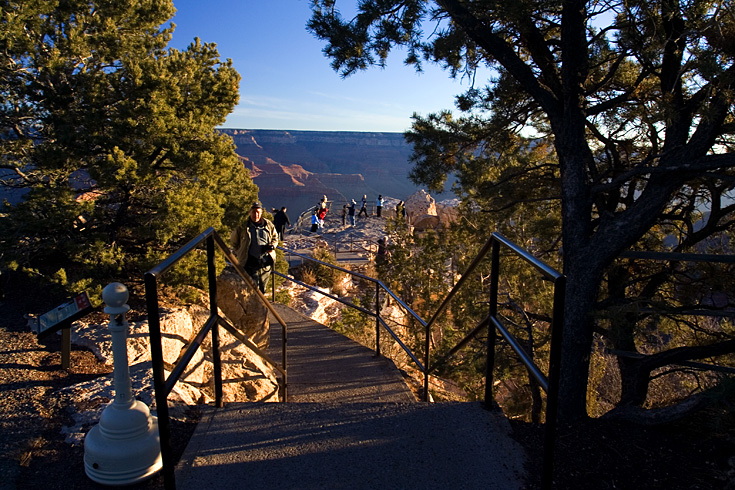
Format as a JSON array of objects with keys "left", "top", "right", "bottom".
[
  {"left": 556, "top": 263, "right": 600, "bottom": 422},
  {"left": 607, "top": 265, "right": 650, "bottom": 407}
]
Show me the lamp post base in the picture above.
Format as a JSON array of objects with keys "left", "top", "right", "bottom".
[{"left": 84, "top": 409, "right": 162, "bottom": 485}]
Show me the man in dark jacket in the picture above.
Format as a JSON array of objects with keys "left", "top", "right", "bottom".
[
  {"left": 273, "top": 206, "right": 290, "bottom": 241},
  {"left": 230, "top": 201, "right": 279, "bottom": 293}
]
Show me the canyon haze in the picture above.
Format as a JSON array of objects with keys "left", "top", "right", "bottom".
[{"left": 221, "top": 129, "right": 447, "bottom": 217}]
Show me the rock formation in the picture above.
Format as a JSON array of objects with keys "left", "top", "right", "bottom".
[
  {"left": 403, "top": 190, "right": 459, "bottom": 231},
  {"left": 215, "top": 267, "right": 270, "bottom": 349},
  {"left": 404, "top": 189, "right": 437, "bottom": 220}
]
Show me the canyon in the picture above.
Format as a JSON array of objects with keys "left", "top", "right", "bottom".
[{"left": 221, "top": 129, "right": 433, "bottom": 215}]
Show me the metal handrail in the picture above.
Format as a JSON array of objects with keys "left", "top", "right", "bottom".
[
  {"left": 277, "top": 232, "right": 564, "bottom": 490},
  {"left": 145, "top": 227, "right": 289, "bottom": 490},
  {"left": 275, "top": 246, "right": 427, "bottom": 372},
  {"left": 426, "top": 232, "right": 564, "bottom": 490}
]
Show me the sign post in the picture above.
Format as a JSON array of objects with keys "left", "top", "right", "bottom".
[{"left": 37, "top": 292, "right": 94, "bottom": 368}]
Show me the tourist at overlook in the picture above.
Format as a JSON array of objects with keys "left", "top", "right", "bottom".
[
  {"left": 316, "top": 195, "right": 328, "bottom": 224},
  {"left": 317, "top": 195, "right": 328, "bottom": 214},
  {"left": 341, "top": 204, "right": 347, "bottom": 226},
  {"left": 348, "top": 199, "right": 356, "bottom": 225},
  {"left": 311, "top": 211, "right": 320, "bottom": 233},
  {"left": 230, "top": 201, "right": 279, "bottom": 293},
  {"left": 358, "top": 194, "right": 368, "bottom": 218},
  {"left": 376, "top": 194, "right": 384, "bottom": 217},
  {"left": 396, "top": 201, "right": 404, "bottom": 219},
  {"left": 273, "top": 206, "right": 290, "bottom": 241}
]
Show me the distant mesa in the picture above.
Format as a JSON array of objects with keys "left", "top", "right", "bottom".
[{"left": 222, "top": 129, "right": 440, "bottom": 215}]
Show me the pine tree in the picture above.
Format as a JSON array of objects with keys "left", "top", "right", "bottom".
[
  {"left": 309, "top": 0, "right": 735, "bottom": 422},
  {"left": 1, "top": 0, "right": 257, "bottom": 295}
]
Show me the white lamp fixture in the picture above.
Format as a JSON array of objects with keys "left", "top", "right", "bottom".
[{"left": 84, "top": 282, "right": 162, "bottom": 485}]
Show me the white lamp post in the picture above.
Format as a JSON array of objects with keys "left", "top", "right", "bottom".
[{"left": 84, "top": 282, "right": 162, "bottom": 485}]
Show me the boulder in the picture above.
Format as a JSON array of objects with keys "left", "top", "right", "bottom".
[
  {"left": 59, "top": 360, "right": 204, "bottom": 445},
  {"left": 405, "top": 190, "right": 437, "bottom": 222},
  {"left": 216, "top": 267, "right": 270, "bottom": 349},
  {"left": 290, "top": 285, "right": 342, "bottom": 326},
  {"left": 71, "top": 308, "right": 207, "bottom": 389},
  {"left": 436, "top": 199, "right": 460, "bottom": 227},
  {"left": 412, "top": 214, "right": 441, "bottom": 231},
  {"left": 62, "top": 298, "right": 280, "bottom": 444}
]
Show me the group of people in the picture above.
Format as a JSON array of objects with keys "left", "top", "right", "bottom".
[
  {"left": 342, "top": 194, "right": 385, "bottom": 226},
  {"left": 311, "top": 195, "right": 329, "bottom": 232},
  {"left": 231, "top": 193, "right": 397, "bottom": 293}
]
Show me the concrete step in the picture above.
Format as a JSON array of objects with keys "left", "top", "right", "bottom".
[{"left": 175, "top": 401, "right": 527, "bottom": 490}]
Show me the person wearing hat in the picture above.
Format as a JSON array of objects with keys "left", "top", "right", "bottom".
[{"left": 230, "top": 201, "right": 279, "bottom": 293}]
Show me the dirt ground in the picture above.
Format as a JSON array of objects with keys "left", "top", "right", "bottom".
[{"left": 1, "top": 271, "right": 734, "bottom": 489}]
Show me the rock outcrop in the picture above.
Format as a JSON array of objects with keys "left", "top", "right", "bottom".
[
  {"left": 216, "top": 267, "right": 270, "bottom": 349},
  {"left": 403, "top": 190, "right": 459, "bottom": 231},
  {"left": 405, "top": 189, "right": 437, "bottom": 220}
]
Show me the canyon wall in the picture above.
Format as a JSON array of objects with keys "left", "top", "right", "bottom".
[{"left": 221, "top": 129, "right": 426, "bottom": 215}]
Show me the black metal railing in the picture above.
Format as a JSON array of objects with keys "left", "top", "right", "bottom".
[
  {"left": 273, "top": 247, "right": 427, "bottom": 370},
  {"left": 276, "top": 231, "right": 564, "bottom": 490},
  {"left": 145, "top": 227, "right": 289, "bottom": 490}
]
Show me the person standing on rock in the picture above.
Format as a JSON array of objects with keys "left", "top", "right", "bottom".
[
  {"left": 273, "top": 206, "right": 290, "bottom": 241},
  {"left": 358, "top": 194, "right": 368, "bottom": 217},
  {"left": 341, "top": 204, "right": 347, "bottom": 226},
  {"left": 230, "top": 201, "right": 279, "bottom": 293},
  {"left": 376, "top": 195, "right": 384, "bottom": 217}
]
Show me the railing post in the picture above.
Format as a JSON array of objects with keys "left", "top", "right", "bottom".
[
  {"left": 424, "top": 314, "right": 430, "bottom": 402},
  {"left": 485, "top": 238, "right": 500, "bottom": 408},
  {"left": 375, "top": 281, "right": 380, "bottom": 356},
  {"left": 207, "top": 236, "right": 223, "bottom": 408},
  {"left": 542, "top": 275, "right": 566, "bottom": 490},
  {"left": 144, "top": 272, "right": 175, "bottom": 490}
]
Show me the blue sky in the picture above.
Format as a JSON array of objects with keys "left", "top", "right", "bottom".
[{"left": 168, "top": 1, "right": 477, "bottom": 133}]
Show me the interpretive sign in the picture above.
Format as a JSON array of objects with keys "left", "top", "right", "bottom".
[{"left": 37, "top": 291, "right": 93, "bottom": 338}]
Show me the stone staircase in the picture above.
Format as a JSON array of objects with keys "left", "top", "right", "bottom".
[{"left": 174, "top": 304, "right": 527, "bottom": 490}]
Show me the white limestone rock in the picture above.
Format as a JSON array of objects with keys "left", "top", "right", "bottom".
[{"left": 405, "top": 190, "right": 437, "bottom": 222}]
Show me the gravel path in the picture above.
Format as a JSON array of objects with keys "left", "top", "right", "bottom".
[{"left": 0, "top": 319, "right": 112, "bottom": 490}]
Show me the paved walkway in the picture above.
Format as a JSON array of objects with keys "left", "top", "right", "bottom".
[
  {"left": 264, "top": 303, "right": 414, "bottom": 403},
  {"left": 174, "top": 304, "right": 527, "bottom": 490}
]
